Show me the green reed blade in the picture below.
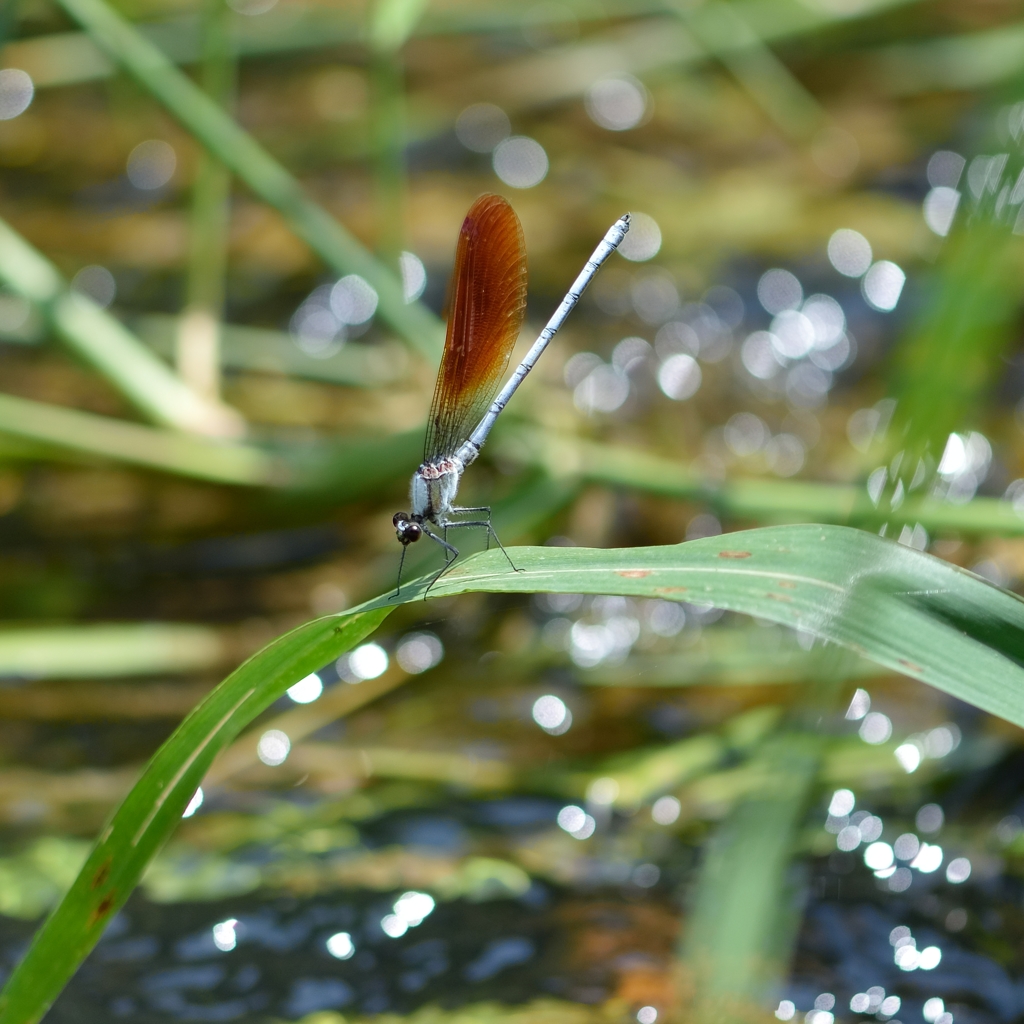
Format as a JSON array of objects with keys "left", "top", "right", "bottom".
[
  {"left": 683, "top": 732, "right": 820, "bottom": 1015},
  {"left": 10, "top": 0, "right": 915, "bottom": 91},
  {"left": 135, "top": 315, "right": 411, "bottom": 388},
  {"left": 51, "top": 0, "right": 444, "bottom": 362},
  {"left": 0, "top": 217, "right": 244, "bottom": 437},
  {"left": 671, "top": 0, "right": 824, "bottom": 140},
  {"left": 0, "top": 393, "right": 279, "bottom": 485},
  {"left": 496, "top": 424, "right": 1024, "bottom": 536},
  {"left": 177, "top": 0, "right": 236, "bottom": 398},
  {"left": 0, "top": 623, "right": 228, "bottom": 679}
]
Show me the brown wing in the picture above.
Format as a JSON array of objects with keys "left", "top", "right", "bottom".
[{"left": 424, "top": 194, "right": 527, "bottom": 462}]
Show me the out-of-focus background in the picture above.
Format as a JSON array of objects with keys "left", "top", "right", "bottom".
[{"left": 1, "top": 0, "right": 1024, "bottom": 1020}]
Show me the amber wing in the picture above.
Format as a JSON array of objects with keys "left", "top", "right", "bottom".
[{"left": 424, "top": 194, "right": 528, "bottom": 462}]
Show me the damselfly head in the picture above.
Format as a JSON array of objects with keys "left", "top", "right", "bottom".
[{"left": 393, "top": 513, "right": 422, "bottom": 545}]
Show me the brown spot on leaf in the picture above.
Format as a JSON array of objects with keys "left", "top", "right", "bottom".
[
  {"left": 616, "top": 569, "right": 651, "bottom": 578},
  {"left": 777, "top": 580, "right": 798, "bottom": 589},
  {"left": 90, "top": 892, "right": 116, "bottom": 928},
  {"left": 654, "top": 587, "right": 688, "bottom": 595},
  {"left": 91, "top": 857, "right": 112, "bottom": 890},
  {"left": 718, "top": 550, "right": 751, "bottom": 559},
  {"left": 898, "top": 658, "right": 923, "bottom": 674},
  {"left": 766, "top": 593, "right": 793, "bottom": 603}
]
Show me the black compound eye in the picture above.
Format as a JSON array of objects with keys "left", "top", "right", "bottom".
[{"left": 394, "top": 515, "right": 422, "bottom": 544}]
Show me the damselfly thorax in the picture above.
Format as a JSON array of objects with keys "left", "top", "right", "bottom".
[{"left": 410, "top": 452, "right": 470, "bottom": 523}]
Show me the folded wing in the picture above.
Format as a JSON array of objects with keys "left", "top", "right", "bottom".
[{"left": 425, "top": 194, "right": 528, "bottom": 462}]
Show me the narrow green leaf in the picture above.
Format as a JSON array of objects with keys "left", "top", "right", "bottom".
[
  {"left": 870, "top": 22, "right": 1024, "bottom": 96},
  {"left": 177, "top": 0, "right": 236, "bottom": 398},
  {"left": 672, "top": 0, "right": 824, "bottom": 139},
  {"left": 368, "top": 0, "right": 429, "bottom": 53},
  {"left": 890, "top": 216, "right": 1023, "bottom": 464},
  {"left": 8, "top": 3, "right": 662, "bottom": 92},
  {"left": 0, "top": 624, "right": 227, "bottom": 679},
  {"left": 365, "top": 525, "right": 1024, "bottom": 728},
  {"left": 682, "top": 733, "right": 820, "bottom": 1010},
  {"left": 51, "top": 0, "right": 444, "bottom": 362},
  {"left": 12, "top": 0, "right": 915, "bottom": 91},
  {"left": 136, "top": 315, "right": 411, "bottom": 388},
  {"left": 0, "top": 218, "right": 243, "bottom": 437},
  {"left": 0, "top": 605, "right": 392, "bottom": 1024},
  {"left": 0, "top": 393, "right": 281, "bottom": 486},
  {"left": 497, "top": 424, "right": 1024, "bottom": 536}
]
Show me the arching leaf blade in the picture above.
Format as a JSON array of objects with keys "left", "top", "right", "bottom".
[
  {"left": 367, "top": 524, "right": 1024, "bottom": 728},
  {"left": 0, "top": 606, "right": 392, "bottom": 1024}
]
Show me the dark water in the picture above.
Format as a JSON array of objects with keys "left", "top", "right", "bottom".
[
  {"left": 2, "top": 884, "right": 656, "bottom": 1022},
  {"left": 3, "top": 808, "right": 1023, "bottom": 1023}
]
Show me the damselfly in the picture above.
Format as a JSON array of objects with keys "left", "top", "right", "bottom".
[{"left": 393, "top": 194, "right": 629, "bottom": 593}]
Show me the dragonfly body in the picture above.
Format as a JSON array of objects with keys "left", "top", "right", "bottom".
[{"left": 393, "top": 194, "right": 629, "bottom": 591}]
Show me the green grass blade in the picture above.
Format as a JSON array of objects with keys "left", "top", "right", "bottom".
[
  {"left": 4, "top": 523, "right": 1024, "bottom": 1021},
  {"left": 12, "top": 0, "right": 914, "bottom": 91},
  {"left": 177, "top": 0, "right": 236, "bottom": 398},
  {"left": 889, "top": 216, "right": 1023, "bottom": 464},
  {"left": 368, "top": 46, "right": 408, "bottom": 270},
  {"left": 51, "top": 0, "right": 444, "bottom": 362},
  {"left": 498, "top": 424, "right": 1024, "bottom": 535},
  {"left": 0, "top": 623, "right": 227, "bottom": 679},
  {"left": 682, "top": 732, "right": 820, "bottom": 1014},
  {"left": 0, "top": 605, "right": 392, "bottom": 1024},
  {"left": 673, "top": 0, "right": 824, "bottom": 139},
  {"left": 5, "top": 395, "right": 1021, "bottom": 542},
  {"left": 0, "top": 217, "right": 244, "bottom": 437},
  {"left": 870, "top": 21, "right": 1024, "bottom": 96},
  {"left": 366, "top": 0, "right": 427, "bottom": 268},
  {"left": 136, "top": 315, "right": 411, "bottom": 388},
  {"left": 0, "top": 393, "right": 281, "bottom": 485},
  {"left": 365, "top": 525, "right": 1024, "bottom": 728}
]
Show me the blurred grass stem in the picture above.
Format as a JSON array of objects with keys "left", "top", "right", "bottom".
[
  {"left": 672, "top": 0, "right": 824, "bottom": 140},
  {"left": 367, "top": 0, "right": 426, "bottom": 269},
  {"left": 0, "top": 217, "right": 245, "bottom": 437},
  {"left": 498, "top": 424, "right": 1024, "bottom": 536},
  {"left": 683, "top": 733, "right": 820, "bottom": 1014},
  {"left": 53, "top": 0, "right": 444, "bottom": 361},
  {"left": 178, "top": 0, "right": 236, "bottom": 399},
  {"left": 0, "top": 393, "right": 281, "bottom": 485}
]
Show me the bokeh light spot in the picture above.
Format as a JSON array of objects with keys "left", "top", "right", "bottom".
[
  {"left": 827, "top": 229, "right": 872, "bottom": 277},
  {"left": 617, "top": 213, "right": 661, "bottom": 261},
  {"left": 493, "top": 136, "right": 549, "bottom": 188},
  {"left": 0, "top": 69, "right": 33, "bottom": 120},
  {"left": 257, "top": 729, "right": 290, "bottom": 766},
  {"left": 585, "top": 74, "right": 649, "bottom": 131},
  {"left": 456, "top": 103, "right": 511, "bottom": 152},
  {"left": 127, "top": 140, "right": 176, "bottom": 190}
]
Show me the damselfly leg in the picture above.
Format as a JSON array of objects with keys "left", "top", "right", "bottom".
[
  {"left": 446, "top": 506, "right": 519, "bottom": 571},
  {"left": 421, "top": 523, "right": 462, "bottom": 596},
  {"left": 423, "top": 510, "right": 520, "bottom": 596}
]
